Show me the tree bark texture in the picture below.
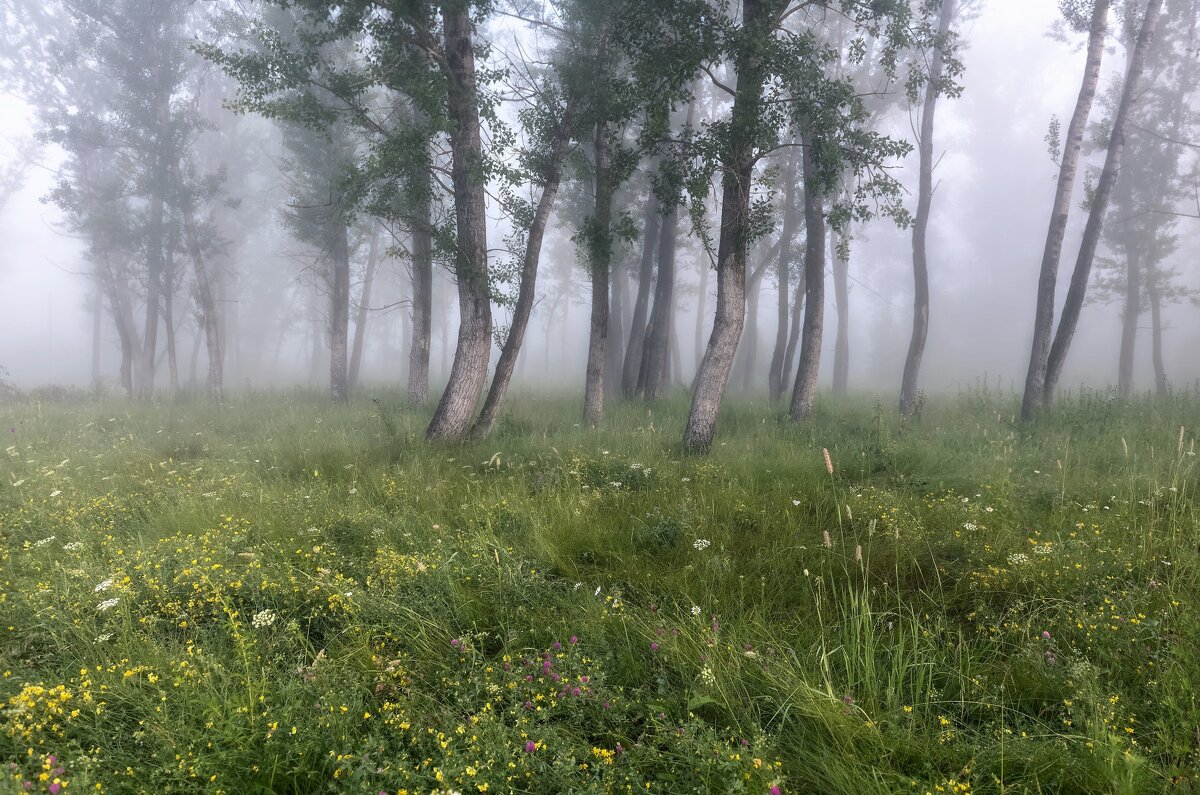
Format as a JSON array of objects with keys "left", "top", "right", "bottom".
[
  {"left": 349, "top": 222, "right": 381, "bottom": 390},
  {"left": 584, "top": 122, "right": 614, "bottom": 425},
  {"left": 790, "top": 131, "right": 825, "bottom": 421},
  {"left": 426, "top": 1, "right": 493, "bottom": 441},
  {"left": 623, "top": 180, "right": 661, "bottom": 397},
  {"left": 682, "top": 0, "right": 767, "bottom": 453}
]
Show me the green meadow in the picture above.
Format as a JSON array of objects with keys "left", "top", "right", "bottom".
[{"left": 1, "top": 388, "right": 1198, "bottom": 794}]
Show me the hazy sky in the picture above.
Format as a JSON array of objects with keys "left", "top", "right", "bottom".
[{"left": 0, "top": 0, "right": 1193, "bottom": 394}]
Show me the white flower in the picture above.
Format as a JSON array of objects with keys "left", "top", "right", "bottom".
[
  {"left": 62, "top": 541, "right": 83, "bottom": 552},
  {"left": 34, "top": 535, "right": 55, "bottom": 547},
  {"left": 680, "top": 477, "right": 690, "bottom": 483},
  {"left": 95, "top": 633, "right": 113, "bottom": 643},
  {"left": 94, "top": 578, "right": 114, "bottom": 593},
  {"left": 1006, "top": 553, "right": 1030, "bottom": 566},
  {"left": 985, "top": 506, "right": 994, "bottom": 513},
  {"left": 609, "top": 481, "right": 622, "bottom": 488},
  {"left": 691, "top": 605, "right": 702, "bottom": 617},
  {"left": 700, "top": 667, "right": 716, "bottom": 686},
  {"left": 49, "top": 489, "right": 61, "bottom": 497},
  {"left": 594, "top": 586, "right": 602, "bottom": 597},
  {"left": 692, "top": 538, "right": 711, "bottom": 551},
  {"left": 1033, "top": 544, "right": 1053, "bottom": 555},
  {"left": 962, "top": 522, "right": 977, "bottom": 531},
  {"left": 251, "top": 609, "right": 277, "bottom": 629},
  {"left": 97, "top": 598, "right": 119, "bottom": 612}
]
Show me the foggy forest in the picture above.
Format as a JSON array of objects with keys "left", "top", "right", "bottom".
[{"left": 2, "top": 0, "right": 1200, "bottom": 792}]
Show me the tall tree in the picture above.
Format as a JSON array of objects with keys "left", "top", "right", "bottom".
[
  {"left": 1020, "top": 0, "right": 1111, "bottom": 420},
  {"left": 899, "top": 0, "right": 959, "bottom": 417},
  {"left": 1042, "top": 0, "right": 1164, "bottom": 401}
]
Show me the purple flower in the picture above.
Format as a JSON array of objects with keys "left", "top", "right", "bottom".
[
  {"left": 650, "top": 642, "right": 659, "bottom": 652},
  {"left": 569, "top": 635, "right": 578, "bottom": 644},
  {"left": 1041, "top": 630, "right": 1051, "bottom": 640},
  {"left": 450, "top": 638, "right": 460, "bottom": 647},
  {"left": 525, "top": 740, "right": 537, "bottom": 753},
  {"left": 771, "top": 787, "right": 782, "bottom": 795},
  {"left": 552, "top": 641, "right": 561, "bottom": 651},
  {"left": 49, "top": 785, "right": 62, "bottom": 795}
]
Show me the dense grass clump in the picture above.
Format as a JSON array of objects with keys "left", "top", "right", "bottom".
[{"left": 2, "top": 387, "right": 1199, "bottom": 793}]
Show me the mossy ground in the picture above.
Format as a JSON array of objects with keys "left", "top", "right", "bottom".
[{"left": 1, "top": 386, "right": 1199, "bottom": 793}]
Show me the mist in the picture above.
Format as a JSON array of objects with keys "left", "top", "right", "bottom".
[{"left": 0, "top": 0, "right": 1195, "bottom": 417}]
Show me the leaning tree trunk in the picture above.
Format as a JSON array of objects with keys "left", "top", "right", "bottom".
[
  {"left": 408, "top": 158, "right": 434, "bottom": 405},
  {"left": 623, "top": 180, "right": 662, "bottom": 397},
  {"left": 831, "top": 218, "right": 850, "bottom": 395},
  {"left": 641, "top": 198, "right": 677, "bottom": 400},
  {"left": 328, "top": 219, "right": 351, "bottom": 403},
  {"left": 349, "top": 222, "right": 381, "bottom": 390},
  {"left": 473, "top": 108, "right": 574, "bottom": 438},
  {"left": 683, "top": 0, "right": 767, "bottom": 454},
  {"left": 1117, "top": 242, "right": 1141, "bottom": 399},
  {"left": 768, "top": 174, "right": 799, "bottom": 401},
  {"left": 1044, "top": 0, "right": 1163, "bottom": 401},
  {"left": 1021, "top": 0, "right": 1110, "bottom": 420},
  {"left": 899, "top": 0, "right": 954, "bottom": 417},
  {"left": 790, "top": 130, "right": 825, "bottom": 421},
  {"left": 426, "top": 1, "right": 493, "bottom": 441},
  {"left": 584, "top": 122, "right": 615, "bottom": 425}
]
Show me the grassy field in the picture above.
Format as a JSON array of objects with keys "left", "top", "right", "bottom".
[{"left": 1, "top": 386, "right": 1199, "bottom": 794}]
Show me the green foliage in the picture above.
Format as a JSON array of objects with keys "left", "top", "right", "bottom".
[{"left": 2, "top": 391, "right": 1200, "bottom": 791}]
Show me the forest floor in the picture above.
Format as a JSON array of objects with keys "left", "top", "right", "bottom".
[{"left": 1, "top": 387, "right": 1198, "bottom": 794}]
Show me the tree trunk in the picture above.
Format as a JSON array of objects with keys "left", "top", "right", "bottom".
[
  {"left": 328, "top": 220, "right": 351, "bottom": 402},
  {"left": 1021, "top": 0, "right": 1110, "bottom": 420},
  {"left": 409, "top": 159, "right": 434, "bottom": 405},
  {"left": 736, "top": 263, "right": 765, "bottom": 392},
  {"left": 1148, "top": 266, "right": 1166, "bottom": 396},
  {"left": 790, "top": 131, "right": 825, "bottom": 421},
  {"left": 606, "top": 251, "right": 626, "bottom": 402},
  {"left": 180, "top": 198, "right": 225, "bottom": 403},
  {"left": 583, "top": 122, "right": 614, "bottom": 425},
  {"left": 780, "top": 261, "right": 805, "bottom": 395},
  {"left": 831, "top": 218, "right": 850, "bottom": 395},
  {"left": 137, "top": 90, "right": 172, "bottom": 401},
  {"left": 426, "top": 1, "right": 493, "bottom": 441},
  {"left": 683, "top": 0, "right": 767, "bottom": 454},
  {"left": 768, "top": 174, "right": 799, "bottom": 401},
  {"left": 641, "top": 199, "right": 677, "bottom": 400},
  {"left": 623, "top": 180, "right": 661, "bottom": 397},
  {"left": 472, "top": 108, "right": 574, "bottom": 438},
  {"left": 1117, "top": 241, "right": 1141, "bottom": 399},
  {"left": 694, "top": 254, "right": 709, "bottom": 377},
  {"left": 1044, "top": 0, "right": 1163, "bottom": 401},
  {"left": 899, "top": 0, "right": 954, "bottom": 417},
  {"left": 163, "top": 227, "right": 180, "bottom": 398},
  {"left": 91, "top": 285, "right": 102, "bottom": 392},
  {"left": 349, "top": 222, "right": 381, "bottom": 390}
]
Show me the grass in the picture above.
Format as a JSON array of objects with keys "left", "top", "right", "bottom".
[{"left": 1, "top": 385, "right": 1199, "bottom": 793}]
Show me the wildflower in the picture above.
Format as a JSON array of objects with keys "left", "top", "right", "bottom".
[
  {"left": 62, "top": 541, "right": 82, "bottom": 552},
  {"left": 650, "top": 642, "right": 659, "bottom": 652},
  {"left": 97, "top": 598, "right": 119, "bottom": 612},
  {"left": 1006, "top": 553, "right": 1030, "bottom": 566},
  {"left": 822, "top": 448, "right": 833, "bottom": 475},
  {"left": 33, "top": 535, "right": 55, "bottom": 547},
  {"left": 823, "top": 530, "right": 832, "bottom": 549},
  {"left": 855, "top": 544, "right": 862, "bottom": 562},
  {"left": 1041, "top": 630, "right": 1051, "bottom": 640},
  {"left": 691, "top": 605, "right": 702, "bottom": 617},
  {"left": 95, "top": 633, "right": 113, "bottom": 643},
  {"left": 93, "top": 578, "right": 114, "bottom": 593},
  {"left": 49, "top": 489, "right": 61, "bottom": 497},
  {"left": 569, "top": 635, "right": 578, "bottom": 644},
  {"left": 692, "top": 538, "right": 711, "bottom": 551},
  {"left": 525, "top": 741, "right": 537, "bottom": 753},
  {"left": 251, "top": 609, "right": 277, "bottom": 629},
  {"left": 962, "top": 522, "right": 977, "bottom": 531}
]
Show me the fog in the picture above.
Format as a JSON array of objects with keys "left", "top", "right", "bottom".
[{"left": 0, "top": 0, "right": 1195, "bottom": 408}]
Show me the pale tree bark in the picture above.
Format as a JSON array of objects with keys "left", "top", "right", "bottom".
[
  {"left": 606, "top": 251, "right": 626, "bottom": 402},
  {"left": 348, "top": 222, "right": 381, "bottom": 390},
  {"left": 694, "top": 251, "right": 710, "bottom": 375},
  {"left": 328, "top": 219, "right": 351, "bottom": 403},
  {"left": 163, "top": 226, "right": 180, "bottom": 398},
  {"left": 472, "top": 110, "right": 574, "bottom": 438},
  {"left": 790, "top": 130, "right": 825, "bottom": 421},
  {"left": 734, "top": 256, "right": 772, "bottom": 391},
  {"left": 91, "top": 285, "right": 102, "bottom": 392},
  {"left": 641, "top": 199, "right": 677, "bottom": 400},
  {"left": 899, "top": 0, "right": 955, "bottom": 417},
  {"left": 137, "top": 89, "right": 173, "bottom": 401},
  {"left": 1117, "top": 242, "right": 1141, "bottom": 398},
  {"left": 1044, "top": 0, "right": 1163, "bottom": 401},
  {"left": 583, "top": 122, "right": 614, "bottom": 425},
  {"left": 622, "top": 180, "right": 661, "bottom": 396},
  {"left": 426, "top": 0, "right": 493, "bottom": 441},
  {"left": 768, "top": 174, "right": 799, "bottom": 401},
  {"left": 683, "top": 0, "right": 768, "bottom": 453},
  {"left": 1020, "top": 0, "right": 1110, "bottom": 420}
]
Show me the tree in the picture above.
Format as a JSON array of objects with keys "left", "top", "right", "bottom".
[
  {"left": 1020, "top": 0, "right": 1111, "bottom": 420},
  {"left": 899, "top": 0, "right": 961, "bottom": 417},
  {"left": 1042, "top": 0, "right": 1165, "bottom": 401}
]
